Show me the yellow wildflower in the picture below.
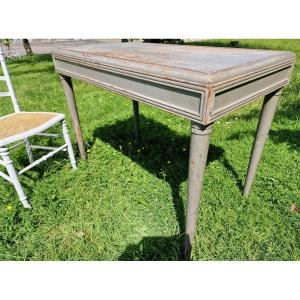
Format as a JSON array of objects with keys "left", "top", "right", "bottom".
[{"left": 6, "top": 204, "right": 13, "bottom": 211}]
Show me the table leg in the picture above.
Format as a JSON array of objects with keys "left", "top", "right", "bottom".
[
  {"left": 60, "top": 74, "right": 86, "bottom": 160},
  {"left": 243, "top": 88, "right": 282, "bottom": 197},
  {"left": 132, "top": 100, "right": 140, "bottom": 143},
  {"left": 185, "top": 122, "right": 212, "bottom": 260}
]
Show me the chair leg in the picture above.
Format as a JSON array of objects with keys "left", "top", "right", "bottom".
[
  {"left": 24, "top": 138, "right": 34, "bottom": 164},
  {"left": 61, "top": 120, "right": 77, "bottom": 170},
  {"left": 0, "top": 148, "right": 31, "bottom": 208}
]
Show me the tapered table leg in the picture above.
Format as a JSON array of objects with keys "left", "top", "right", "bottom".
[
  {"left": 243, "top": 88, "right": 282, "bottom": 197},
  {"left": 132, "top": 100, "right": 140, "bottom": 143},
  {"left": 60, "top": 74, "right": 86, "bottom": 160},
  {"left": 185, "top": 122, "right": 213, "bottom": 260}
]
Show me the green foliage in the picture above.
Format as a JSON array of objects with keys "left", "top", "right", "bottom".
[{"left": 0, "top": 40, "right": 299, "bottom": 260}]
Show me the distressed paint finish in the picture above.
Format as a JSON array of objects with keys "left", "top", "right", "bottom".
[
  {"left": 60, "top": 74, "right": 86, "bottom": 160},
  {"left": 53, "top": 43, "right": 295, "bottom": 124},
  {"left": 53, "top": 43, "right": 295, "bottom": 259},
  {"left": 185, "top": 122, "right": 212, "bottom": 259},
  {"left": 243, "top": 89, "right": 282, "bottom": 197}
]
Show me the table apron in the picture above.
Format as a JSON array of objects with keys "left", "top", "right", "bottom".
[
  {"left": 54, "top": 59, "right": 207, "bottom": 124},
  {"left": 54, "top": 59, "right": 293, "bottom": 125},
  {"left": 210, "top": 66, "right": 292, "bottom": 121}
]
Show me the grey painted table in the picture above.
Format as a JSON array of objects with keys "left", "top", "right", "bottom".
[{"left": 52, "top": 43, "right": 295, "bottom": 259}]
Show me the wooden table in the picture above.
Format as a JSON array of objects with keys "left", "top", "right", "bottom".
[{"left": 52, "top": 43, "right": 295, "bottom": 259}]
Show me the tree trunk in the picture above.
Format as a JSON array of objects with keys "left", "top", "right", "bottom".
[{"left": 22, "top": 39, "right": 33, "bottom": 55}]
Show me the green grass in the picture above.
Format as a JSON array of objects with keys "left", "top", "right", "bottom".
[{"left": 0, "top": 40, "right": 300, "bottom": 260}]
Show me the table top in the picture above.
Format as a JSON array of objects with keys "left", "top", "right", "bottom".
[{"left": 53, "top": 43, "right": 295, "bottom": 87}]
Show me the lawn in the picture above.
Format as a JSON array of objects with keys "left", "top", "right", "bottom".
[{"left": 0, "top": 40, "right": 299, "bottom": 260}]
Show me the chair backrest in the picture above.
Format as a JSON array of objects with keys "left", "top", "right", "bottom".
[{"left": 0, "top": 47, "right": 20, "bottom": 112}]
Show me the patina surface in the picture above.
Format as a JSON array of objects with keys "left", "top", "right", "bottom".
[{"left": 53, "top": 43, "right": 295, "bottom": 259}]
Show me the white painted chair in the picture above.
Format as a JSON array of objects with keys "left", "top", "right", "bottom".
[{"left": 0, "top": 47, "right": 77, "bottom": 208}]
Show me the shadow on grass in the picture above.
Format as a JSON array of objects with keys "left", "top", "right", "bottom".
[
  {"left": 119, "top": 235, "right": 184, "bottom": 260},
  {"left": 92, "top": 115, "right": 241, "bottom": 260},
  {"left": 5, "top": 132, "right": 79, "bottom": 199},
  {"left": 228, "top": 128, "right": 300, "bottom": 152},
  {"left": 269, "top": 129, "right": 300, "bottom": 150},
  {"left": 8, "top": 65, "right": 55, "bottom": 77}
]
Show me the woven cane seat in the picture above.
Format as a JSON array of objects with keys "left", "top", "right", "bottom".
[{"left": 0, "top": 112, "right": 65, "bottom": 147}]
